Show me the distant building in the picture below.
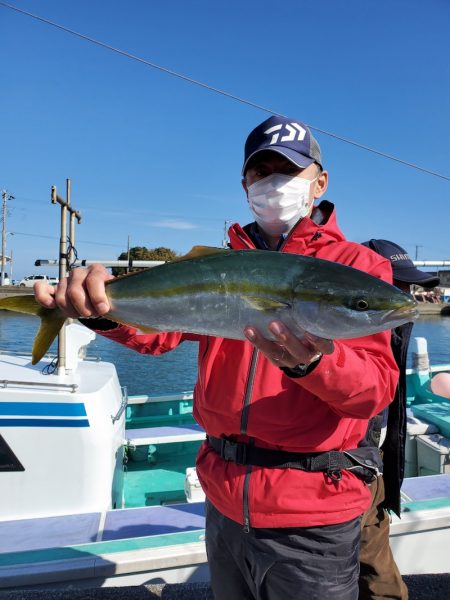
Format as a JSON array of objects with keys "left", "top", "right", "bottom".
[{"left": 437, "top": 270, "right": 450, "bottom": 303}]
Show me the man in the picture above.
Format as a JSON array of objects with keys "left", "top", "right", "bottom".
[
  {"left": 359, "top": 239, "right": 440, "bottom": 600},
  {"left": 35, "top": 116, "right": 399, "bottom": 600}
]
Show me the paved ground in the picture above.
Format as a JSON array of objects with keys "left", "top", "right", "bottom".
[
  {"left": 0, "top": 576, "right": 449, "bottom": 600},
  {"left": 0, "top": 286, "right": 33, "bottom": 299}
]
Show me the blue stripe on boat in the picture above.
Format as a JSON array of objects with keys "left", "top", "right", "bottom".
[
  {"left": 0, "top": 419, "right": 90, "bottom": 428},
  {"left": 0, "top": 402, "right": 87, "bottom": 417}
]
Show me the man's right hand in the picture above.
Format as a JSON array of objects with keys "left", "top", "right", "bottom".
[{"left": 34, "top": 264, "right": 115, "bottom": 319}]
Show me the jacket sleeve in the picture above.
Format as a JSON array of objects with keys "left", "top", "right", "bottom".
[
  {"left": 294, "top": 246, "right": 400, "bottom": 419},
  {"left": 299, "top": 331, "right": 399, "bottom": 419},
  {"left": 86, "top": 322, "right": 201, "bottom": 356}
]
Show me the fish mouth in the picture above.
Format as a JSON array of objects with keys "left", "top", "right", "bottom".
[{"left": 381, "top": 304, "right": 419, "bottom": 326}]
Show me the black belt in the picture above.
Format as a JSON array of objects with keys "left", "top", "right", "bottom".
[{"left": 207, "top": 436, "right": 380, "bottom": 483}]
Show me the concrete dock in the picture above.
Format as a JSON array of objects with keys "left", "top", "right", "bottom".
[
  {"left": 0, "top": 286, "right": 33, "bottom": 298},
  {"left": 0, "top": 576, "right": 450, "bottom": 600}
]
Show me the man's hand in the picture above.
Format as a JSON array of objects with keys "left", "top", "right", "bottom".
[
  {"left": 34, "top": 264, "right": 114, "bottom": 319},
  {"left": 244, "top": 320, "right": 334, "bottom": 369}
]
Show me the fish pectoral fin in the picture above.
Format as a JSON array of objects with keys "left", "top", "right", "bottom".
[
  {"left": 242, "top": 296, "right": 291, "bottom": 311},
  {"left": 171, "top": 246, "right": 226, "bottom": 262},
  {"left": 32, "top": 312, "right": 67, "bottom": 365}
]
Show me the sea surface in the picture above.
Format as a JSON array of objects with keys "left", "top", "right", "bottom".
[{"left": 0, "top": 312, "right": 449, "bottom": 396}]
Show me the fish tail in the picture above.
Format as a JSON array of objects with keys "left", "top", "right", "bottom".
[{"left": 0, "top": 295, "right": 66, "bottom": 364}]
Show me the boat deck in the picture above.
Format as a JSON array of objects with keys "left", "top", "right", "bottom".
[
  {"left": 2, "top": 474, "right": 450, "bottom": 590},
  {"left": 0, "top": 502, "right": 207, "bottom": 590}
]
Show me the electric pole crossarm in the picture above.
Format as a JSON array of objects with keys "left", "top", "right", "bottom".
[{"left": 51, "top": 186, "right": 82, "bottom": 223}]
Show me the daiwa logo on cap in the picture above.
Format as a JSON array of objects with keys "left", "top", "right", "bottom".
[
  {"left": 242, "top": 115, "right": 323, "bottom": 174},
  {"left": 264, "top": 122, "right": 307, "bottom": 145}
]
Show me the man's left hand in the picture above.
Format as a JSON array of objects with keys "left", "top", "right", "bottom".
[{"left": 244, "top": 320, "right": 334, "bottom": 369}]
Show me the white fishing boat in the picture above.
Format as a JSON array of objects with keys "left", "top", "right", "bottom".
[
  {"left": 0, "top": 326, "right": 450, "bottom": 590},
  {"left": 0, "top": 323, "right": 208, "bottom": 590}
]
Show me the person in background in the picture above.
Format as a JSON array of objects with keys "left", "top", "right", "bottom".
[
  {"left": 359, "top": 239, "right": 440, "bottom": 600},
  {"left": 430, "top": 372, "right": 450, "bottom": 399},
  {"left": 35, "top": 116, "right": 400, "bottom": 600}
]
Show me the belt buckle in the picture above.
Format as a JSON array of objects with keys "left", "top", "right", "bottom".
[
  {"left": 235, "top": 442, "right": 247, "bottom": 465},
  {"left": 221, "top": 439, "right": 237, "bottom": 462}
]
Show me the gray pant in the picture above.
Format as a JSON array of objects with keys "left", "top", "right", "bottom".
[{"left": 205, "top": 499, "right": 360, "bottom": 600}]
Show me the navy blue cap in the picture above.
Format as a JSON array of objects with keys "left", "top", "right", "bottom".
[
  {"left": 362, "top": 239, "right": 440, "bottom": 288},
  {"left": 242, "top": 116, "right": 322, "bottom": 175}
]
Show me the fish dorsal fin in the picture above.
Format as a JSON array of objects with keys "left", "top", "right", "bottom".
[
  {"left": 242, "top": 296, "right": 291, "bottom": 311},
  {"left": 110, "top": 247, "right": 227, "bottom": 280},
  {"left": 171, "top": 246, "right": 226, "bottom": 263}
]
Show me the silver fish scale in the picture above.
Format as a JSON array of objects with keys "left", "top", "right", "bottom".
[{"left": 107, "top": 292, "right": 304, "bottom": 340}]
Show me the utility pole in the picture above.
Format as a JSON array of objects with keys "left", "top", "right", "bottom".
[
  {"left": 126, "top": 235, "right": 131, "bottom": 273},
  {"left": 415, "top": 245, "right": 423, "bottom": 261},
  {"left": 51, "top": 179, "right": 81, "bottom": 373},
  {"left": 1, "top": 190, "right": 14, "bottom": 286},
  {"left": 67, "top": 179, "right": 77, "bottom": 267},
  {"left": 222, "top": 220, "right": 232, "bottom": 248}
]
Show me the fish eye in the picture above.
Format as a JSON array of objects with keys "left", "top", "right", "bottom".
[{"left": 352, "top": 297, "right": 369, "bottom": 311}]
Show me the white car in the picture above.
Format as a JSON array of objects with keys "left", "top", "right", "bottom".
[{"left": 18, "top": 275, "right": 59, "bottom": 288}]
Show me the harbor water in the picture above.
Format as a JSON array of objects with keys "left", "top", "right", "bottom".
[{"left": 0, "top": 312, "right": 449, "bottom": 396}]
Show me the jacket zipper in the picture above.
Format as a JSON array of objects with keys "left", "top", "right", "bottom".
[
  {"left": 240, "top": 349, "right": 259, "bottom": 434},
  {"left": 199, "top": 337, "right": 210, "bottom": 392},
  {"left": 240, "top": 348, "right": 259, "bottom": 532},
  {"left": 242, "top": 463, "right": 252, "bottom": 533},
  {"left": 231, "top": 220, "right": 322, "bottom": 532}
]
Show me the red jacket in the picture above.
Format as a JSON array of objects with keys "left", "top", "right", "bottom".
[{"left": 97, "top": 202, "right": 398, "bottom": 528}]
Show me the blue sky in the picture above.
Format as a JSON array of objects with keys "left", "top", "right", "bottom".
[{"left": 1, "top": 0, "right": 449, "bottom": 279}]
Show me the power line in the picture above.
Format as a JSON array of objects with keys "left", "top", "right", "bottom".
[
  {"left": 1, "top": 1, "right": 449, "bottom": 182},
  {"left": 10, "top": 230, "right": 124, "bottom": 248}
]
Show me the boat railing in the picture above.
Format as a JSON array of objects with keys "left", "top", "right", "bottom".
[
  {"left": 111, "top": 386, "right": 128, "bottom": 423},
  {"left": 0, "top": 379, "right": 78, "bottom": 392},
  {"left": 127, "top": 391, "right": 194, "bottom": 405},
  {"left": 0, "top": 348, "right": 103, "bottom": 362}
]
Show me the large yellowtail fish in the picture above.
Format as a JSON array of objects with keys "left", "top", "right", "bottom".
[{"left": 0, "top": 247, "right": 418, "bottom": 365}]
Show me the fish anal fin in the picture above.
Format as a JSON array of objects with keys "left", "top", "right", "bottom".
[
  {"left": 242, "top": 296, "right": 291, "bottom": 311},
  {"left": 110, "top": 315, "right": 160, "bottom": 334},
  {"left": 135, "top": 325, "right": 161, "bottom": 334}
]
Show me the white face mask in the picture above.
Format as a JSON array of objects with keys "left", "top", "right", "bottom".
[{"left": 247, "top": 173, "right": 317, "bottom": 236}]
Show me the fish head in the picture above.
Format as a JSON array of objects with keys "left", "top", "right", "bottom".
[{"left": 292, "top": 264, "right": 419, "bottom": 340}]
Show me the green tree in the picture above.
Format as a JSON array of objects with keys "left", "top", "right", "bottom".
[{"left": 112, "top": 246, "right": 179, "bottom": 276}]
